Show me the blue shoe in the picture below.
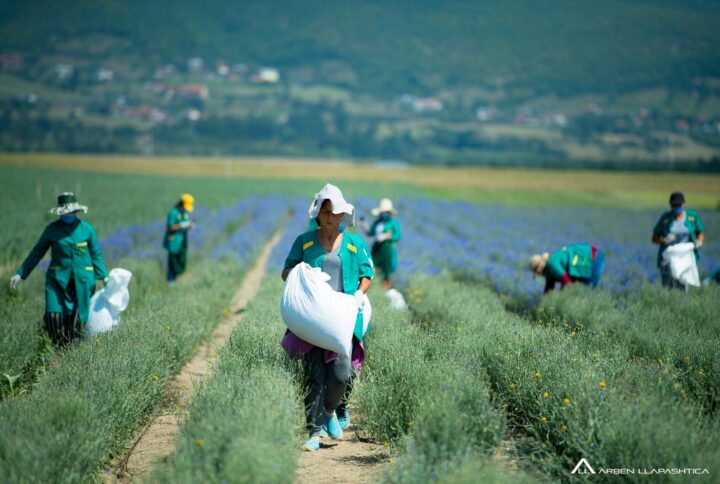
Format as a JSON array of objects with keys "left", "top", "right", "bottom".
[
  {"left": 302, "top": 436, "right": 320, "bottom": 451},
  {"left": 325, "top": 412, "right": 343, "bottom": 439},
  {"left": 337, "top": 409, "right": 350, "bottom": 430},
  {"left": 318, "top": 425, "right": 328, "bottom": 438}
]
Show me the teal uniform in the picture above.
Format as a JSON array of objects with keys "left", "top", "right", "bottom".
[
  {"left": 369, "top": 217, "right": 401, "bottom": 279},
  {"left": 284, "top": 230, "right": 374, "bottom": 295},
  {"left": 163, "top": 206, "right": 190, "bottom": 280},
  {"left": 16, "top": 219, "right": 108, "bottom": 322},
  {"left": 544, "top": 244, "right": 594, "bottom": 281},
  {"left": 652, "top": 209, "right": 704, "bottom": 268}
]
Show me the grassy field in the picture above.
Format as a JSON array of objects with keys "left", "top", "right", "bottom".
[{"left": 2, "top": 153, "right": 719, "bottom": 208}]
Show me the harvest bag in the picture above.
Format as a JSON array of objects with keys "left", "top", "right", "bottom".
[
  {"left": 280, "top": 263, "right": 370, "bottom": 358},
  {"left": 86, "top": 268, "right": 133, "bottom": 336},
  {"left": 662, "top": 242, "right": 700, "bottom": 287}
]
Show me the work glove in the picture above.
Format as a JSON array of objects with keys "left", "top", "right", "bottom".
[
  {"left": 179, "top": 221, "right": 192, "bottom": 229},
  {"left": 10, "top": 274, "right": 21, "bottom": 290},
  {"left": 376, "top": 233, "right": 389, "bottom": 243},
  {"left": 354, "top": 290, "right": 366, "bottom": 309},
  {"left": 695, "top": 239, "right": 703, "bottom": 249},
  {"left": 664, "top": 233, "right": 676, "bottom": 244}
]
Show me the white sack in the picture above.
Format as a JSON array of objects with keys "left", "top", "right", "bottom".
[
  {"left": 86, "top": 268, "right": 133, "bottom": 336},
  {"left": 662, "top": 242, "right": 700, "bottom": 287},
  {"left": 385, "top": 288, "right": 407, "bottom": 310},
  {"left": 280, "top": 263, "right": 370, "bottom": 358}
]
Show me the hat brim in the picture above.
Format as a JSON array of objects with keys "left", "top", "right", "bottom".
[
  {"left": 50, "top": 203, "right": 88, "bottom": 216},
  {"left": 308, "top": 200, "right": 355, "bottom": 227},
  {"left": 371, "top": 208, "right": 397, "bottom": 217}
]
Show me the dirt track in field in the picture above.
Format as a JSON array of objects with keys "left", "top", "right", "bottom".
[
  {"left": 104, "top": 231, "right": 282, "bottom": 483},
  {"left": 295, "top": 418, "right": 391, "bottom": 484}
]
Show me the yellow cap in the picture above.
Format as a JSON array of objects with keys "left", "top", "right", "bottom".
[{"left": 180, "top": 193, "right": 195, "bottom": 212}]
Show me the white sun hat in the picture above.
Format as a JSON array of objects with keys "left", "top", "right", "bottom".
[
  {"left": 49, "top": 192, "right": 88, "bottom": 216},
  {"left": 308, "top": 183, "right": 355, "bottom": 227},
  {"left": 371, "top": 198, "right": 397, "bottom": 217}
]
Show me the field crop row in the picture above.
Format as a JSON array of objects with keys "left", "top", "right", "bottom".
[
  {"left": 540, "top": 285, "right": 720, "bottom": 413},
  {"left": 407, "top": 275, "right": 720, "bottom": 481}
]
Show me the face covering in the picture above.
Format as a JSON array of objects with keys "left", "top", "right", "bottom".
[
  {"left": 380, "top": 212, "right": 391, "bottom": 221},
  {"left": 671, "top": 206, "right": 683, "bottom": 215},
  {"left": 60, "top": 214, "right": 77, "bottom": 224}
]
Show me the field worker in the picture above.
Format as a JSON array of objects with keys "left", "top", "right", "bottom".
[
  {"left": 366, "top": 198, "right": 401, "bottom": 289},
  {"left": 651, "top": 192, "right": 704, "bottom": 289},
  {"left": 9, "top": 192, "right": 108, "bottom": 346},
  {"left": 163, "top": 193, "right": 194, "bottom": 281},
  {"left": 529, "top": 243, "right": 605, "bottom": 293},
  {"left": 281, "top": 183, "right": 374, "bottom": 452}
]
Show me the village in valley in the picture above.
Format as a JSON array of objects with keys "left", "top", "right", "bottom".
[{"left": 2, "top": 50, "right": 720, "bottom": 168}]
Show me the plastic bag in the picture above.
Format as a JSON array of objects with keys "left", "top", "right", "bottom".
[
  {"left": 86, "top": 268, "right": 133, "bottom": 336},
  {"left": 662, "top": 243, "right": 700, "bottom": 287},
  {"left": 385, "top": 288, "right": 407, "bottom": 310},
  {"left": 280, "top": 263, "right": 370, "bottom": 358}
]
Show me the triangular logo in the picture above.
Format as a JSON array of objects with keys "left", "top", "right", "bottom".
[{"left": 571, "top": 458, "right": 596, "bottom": 474}]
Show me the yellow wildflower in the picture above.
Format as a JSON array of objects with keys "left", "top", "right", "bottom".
[
  {"left": 509, "top": 383, "right": 516, "bottom": 390},
  {"left": 598, "top": 380, "right": 607, "bottom": 390},
  {"left": 543, "top": 391, "right": 550, "bottom": 398},
  {"left": 570, "top": 331, "right": 576, "bottom": 337},
  {"left": 534, "top": 371, "right": 542, "bottom": 379},
  {"left": 152, "top": 375, "right": 159, "bottom": 382},
  {"left": 195, "top": 438, "right": 205, "bottom": 447},
  {"left": 562, "top": 424, "right": 569, "bottom": 431},
  {"left": 562, "top": 397, "right": 571, "bottom": 406},
  {"left": 540, "top": 415, "right": 548, "bottom": 422},
  {"left": 697, "top": 369, "right": 705, "bottom": 377}
]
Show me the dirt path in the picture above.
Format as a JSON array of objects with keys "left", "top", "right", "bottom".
[
  {"left": 295, "top": 419, "right": 391, "bottom": 484},
  {"left": 104, "top": 231, "right": 283, "bottom": 483}
]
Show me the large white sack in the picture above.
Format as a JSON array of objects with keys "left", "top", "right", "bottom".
[
  {"left": 663, "top": 243, "right": 700, "bottom": 287},
  {"left": 280, "top": 263, "right": 370, "bottom": 358},
  {"left": 86, "top": 268, "right": 133, "bottom": 337}
]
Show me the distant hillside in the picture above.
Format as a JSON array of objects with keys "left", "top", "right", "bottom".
[{"left": 2, "top": 0, "right": 720, "bottom": 96}]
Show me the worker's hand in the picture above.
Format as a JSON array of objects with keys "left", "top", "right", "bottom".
[
  {"left": 695, "top": 239, "right": 703, "bottom": 249},
  {"left": 179, "top": 221, "right": 192, "bottom": 229},
  {"left": 664, "top": 233, "right": 676, "bottom": 244},
  {"left": 102, "top": 277, "right": 109, "bottom": 287},
  {"left": 376, "top": 233, "right": 389, "bottom": 242},
  {"left": 354, "top": 290, "right": 366, "bottom": 309},
  {"left": 10, "top": 274, "right": 21, "bottom": 290}
]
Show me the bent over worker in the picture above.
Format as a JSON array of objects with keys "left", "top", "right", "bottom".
[
  {"left": 163, "top": 194, "right": 194, "bottom": 281},
  {"left": 10, "top": 192, "right": 108, "bottom": 346},
  {"left": 529, "top": 243, "right": 605, "bottom": 293},
  {"left": 281, "top": 183, "right": 374, "bottom": 452}
]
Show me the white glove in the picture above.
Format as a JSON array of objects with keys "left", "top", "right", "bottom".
[
  {"left": 695, "top": 239, "right": 703, "bottom": 249},
  {"left": 664, "top": 233, "right": 676, "bottom": 244},
  {"left": 179, "top": 221, "right": 191, "bottom": 229},
  {"left": 376, "top": 233, "right": 389, "bottom": 242},
  {"left": 354, "top": 290, "right": 366, "bottom": 309},
  {"left": 10, "top": 275, "right": 21, "bottom": 290}
]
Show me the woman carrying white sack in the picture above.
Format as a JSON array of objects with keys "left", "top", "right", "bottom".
[{"left": 281, "top": 183, "right": 374, "bottom": 452}]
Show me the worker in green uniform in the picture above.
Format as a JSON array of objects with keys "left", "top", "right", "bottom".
[
  {"left": 529, "top": 243, "right": 605, "bottom": 293},
  {"left": 163, "top": 193, "right": 194, "bottom": 281},
  {"left": 9, "top": 192, "right": 108, "bottom": 346},
  {"left": 651, "top": 192, "right": 704, "bottom": 290},
  {"left": 364, "top": 198, "right": 401, "bottom": 289},
  {"left": 281, "top": 183, "right": 374, "bottom": 452}
]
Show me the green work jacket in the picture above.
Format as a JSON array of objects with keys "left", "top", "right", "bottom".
[
  {"left": 16, "top": 219, "right": 108, "bottom": 321},
  {"left": 369, "top": 217, "right": 402, "bottom": 243},
  {"left": 544, "top": 243, "right": 593, "bottom": 281},
  {"left": 163, "top": 207, "right": 190, "bottom": 254},
  {"left": 283, "top": 230, "right": 374, "bottom": 295},
  {"left": 652, "top": 209, "right": 704, "bottom": 267}
]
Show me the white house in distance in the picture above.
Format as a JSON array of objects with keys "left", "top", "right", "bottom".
[{"left": 252, "top": 67, "right": 280, "bottom": 84}]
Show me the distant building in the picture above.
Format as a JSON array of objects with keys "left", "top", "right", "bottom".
[
  {"left": 476, "top": 106, "right": 497, "bottom": 122},
  {"left": 0, "top": 55, "right": 24, "bottom": 71},
  {"left": 252, "top": 67, "right": 280, "bottom": 84},
  {"left": 188, "top": 57, "right": 204, "bottom": 73},
  {"left": 96, "top": 67, "right": 114, "bottom": 82},
  {"left": 55, "top": 64, "right": 74, "bottom": 80},
  {"left": 217, "top": 63, "right": 229, "bottom": 76},
  {"left": 176, "top": 84, "right": 209, "bottom": 99},
  {"left": 412, "top": 97, "right": 443, "bottom": 113}
]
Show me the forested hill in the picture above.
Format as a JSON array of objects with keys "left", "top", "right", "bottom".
[{"left": 2, "top": 0, "right": 720, "bottom": 95}]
